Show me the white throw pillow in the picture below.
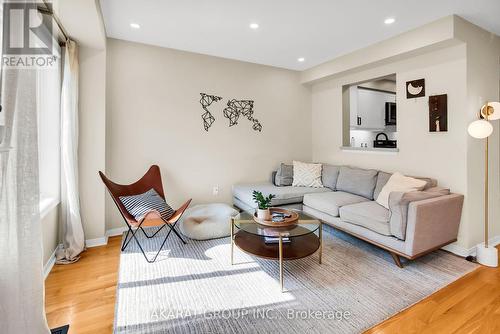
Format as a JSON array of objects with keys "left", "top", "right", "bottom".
[
  {"left": 376, "top": 172, "right": 427, "bottom": 209},
  {"left": 292, "top": 161, "right": 323, "bottom": 188}
]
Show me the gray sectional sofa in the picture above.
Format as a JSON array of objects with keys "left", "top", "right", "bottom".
[{"left": 232, "top": 165, "right": 464, "bottom": 267}]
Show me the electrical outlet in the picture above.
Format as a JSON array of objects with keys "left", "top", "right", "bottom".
[{"left": 212, "top": 185, "right": 219, "bottom": 196}]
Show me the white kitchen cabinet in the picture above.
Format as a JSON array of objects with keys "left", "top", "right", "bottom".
[{"left": 352, "top": 87, "right": 396, "bottom": 130}]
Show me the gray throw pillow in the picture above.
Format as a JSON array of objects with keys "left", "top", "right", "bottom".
[
  {"left": 336, "top": 166, "right": 378, "bottom": 199},
  {"left": 271, "top": 171, "right": 277, "bottom": 184},
  {"left": 373, "top": 171, "right": 392, "bottom": 200},
  {"left": 388, "top": 191, "right": 442, "bottom": 240},
  {"left": 274, "top": 163, "right": 293, "bottom": 187},
  {"left": 322, "top": 164, "right": 340, "bottom": 190}
]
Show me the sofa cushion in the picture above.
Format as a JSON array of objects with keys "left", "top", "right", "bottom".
[
  {"left": 233, "top": 182, "right": 331, "bottom": 208},
  {"left": 292, "top": 161, "right": 324, "bottom": 188},
  {"left": 339, "top": 201, "right": 391, "bottom": 236},
  {"left": 336, "top": 166, "right": 378, "bottom": 199},
  {"left": 322, "top": 164, "right": 340, "bottom": 190},
  {"left": 303, "top": 191, "right": 369, "bottom": 217}
]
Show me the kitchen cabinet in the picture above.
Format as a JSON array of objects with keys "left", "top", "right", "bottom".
[{"left": 350, "top": 86, "right": 396, "bottom": 130}]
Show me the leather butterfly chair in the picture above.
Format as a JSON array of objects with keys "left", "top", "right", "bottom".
[{"left": 99, "top": 165, "right": 191, "bottom": 263}]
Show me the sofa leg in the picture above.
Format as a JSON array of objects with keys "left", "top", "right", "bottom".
[{"left": 390, "top": 252, "right": 404, "bottom": 268}]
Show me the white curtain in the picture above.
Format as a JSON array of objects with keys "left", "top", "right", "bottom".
[
  {"left": 0, "top": 13, "right": 51, "bottom": 334},
  {"left": 56, "top": 40, "right": 85, "bottom": 264}
]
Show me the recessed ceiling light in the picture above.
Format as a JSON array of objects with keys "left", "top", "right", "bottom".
[
  {"left": 297, "top": 57, "right": 305, "bottom": 62},
  {"left": 384, "top": 17, "right": 395, "bottom": 25},
  {"left": 249, "top": 23, "right": 259, "bottom": 30},
  {"left": 130, "top": 23, "right": 141, "bottom": 29}
]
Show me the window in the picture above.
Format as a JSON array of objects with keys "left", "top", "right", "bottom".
[{"left": 37, "top": 53, "right": 62, "bottom": 210}]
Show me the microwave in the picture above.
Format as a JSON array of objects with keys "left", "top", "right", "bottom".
[{"left": 385, "top": 102, "right": 396, "bottom": 126}]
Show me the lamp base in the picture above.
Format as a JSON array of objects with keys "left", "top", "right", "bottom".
[{"left": 476, "top": 244, "right": 498, "bottom": 267}]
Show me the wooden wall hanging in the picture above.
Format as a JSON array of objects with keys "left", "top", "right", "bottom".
[
  {"left": 406, "top": 79, "right": 425, "bottom": 98},
  {"left": 429, "top": 94, "right": 447, "bottom": 132}
]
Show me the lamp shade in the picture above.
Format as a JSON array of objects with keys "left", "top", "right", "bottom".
[
  {"left": 468, "top": 119, "right": 493, "bottom": 138},
  {"left": 481, "top": 102, "right": 500, "bottom": 120}
]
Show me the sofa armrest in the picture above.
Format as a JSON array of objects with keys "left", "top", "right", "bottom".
[
  {"left": 404, "top": 194, "right": 463, "bottom": 257},
  {"left": 388, "top": 191, "right": 442, "bottom": 240}
]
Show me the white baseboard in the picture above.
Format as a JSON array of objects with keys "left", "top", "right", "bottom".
[
  {"left": 442, "top": 235, "right": 500, "bottom": 257},
  {"left": 442, "top": 243, "right": 471, "bottom": 257},
  {"left": 84, "top": 227, "right": 127, "bottom": 248},
  {"left": 106, "top": 226, "right": 128, "bottom": 237},
  {"left": 85, "top": 236, "right": 108, "bottom": 248},
  {"left": 43, "top": 245, "right": 60, "bottom": 280}
]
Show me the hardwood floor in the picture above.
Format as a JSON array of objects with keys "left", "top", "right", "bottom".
[
  {"left": 45, "top": 238, "right": 500, "bottom": 333},
  {"left": 45, "top": 237, "right": 121, "bottom": 334},
  {"left": 365, "top": 253, "right": 500, "bottom": 334}
]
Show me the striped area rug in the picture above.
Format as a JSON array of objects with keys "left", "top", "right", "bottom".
[{"left": 114, "top": 225, "right": 476, "bottom": 334}]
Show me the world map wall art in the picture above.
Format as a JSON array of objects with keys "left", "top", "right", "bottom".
[{"left": 199, "top": 93, "right": 262, "bottom": 132}]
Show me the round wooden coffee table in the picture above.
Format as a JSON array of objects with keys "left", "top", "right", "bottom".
[{"left": 230, "top": 209, "right": 322, "bottom": 292}]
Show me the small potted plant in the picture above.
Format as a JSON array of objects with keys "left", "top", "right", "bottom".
[{"left": 252, "top": 190, "right": 276, "bottom": 220}]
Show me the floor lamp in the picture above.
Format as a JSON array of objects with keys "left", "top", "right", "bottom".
[{"left": 467, "top": 101, "right": 500, "bottom": 267}]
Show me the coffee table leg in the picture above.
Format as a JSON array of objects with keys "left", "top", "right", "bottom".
[
  {"left": 319, "top": 221, "right": 322, "bottom": 264},
  {"left": 279, "top": 235, "right": 284, "bottom": 292},
  {"left": 230, "top": 218, "right": 234, "bottom": 265}
]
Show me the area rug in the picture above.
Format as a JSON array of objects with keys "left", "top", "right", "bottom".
[{"left": 114, "top": 225, "right": 477, "bottom": 334}]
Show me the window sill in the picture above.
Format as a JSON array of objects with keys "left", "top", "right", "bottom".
[
  {"left": 40, "top": 197, "right": 59, "bottom": 219},
  {"left": 340, "top": 146, "right": 399, "bottom": 153}
]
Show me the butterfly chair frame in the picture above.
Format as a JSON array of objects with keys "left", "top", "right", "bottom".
[{"left": 99, "top": 165, "right": 191, "bottom": 263}]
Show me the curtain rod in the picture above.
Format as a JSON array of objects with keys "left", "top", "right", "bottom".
[{"left": 37, "top": 2, "right": 69, "bottom": 45}]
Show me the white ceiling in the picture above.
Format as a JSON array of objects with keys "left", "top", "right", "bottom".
[
  {"left": 54, "top": 0, "right": 106, "bottom": 49},
  {"left": 100, "top": 0, "right": 500, "bottom": 71}
]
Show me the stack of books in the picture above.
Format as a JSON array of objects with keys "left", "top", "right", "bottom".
[{"left": 264, "top": 236, "right": 291, "bottom": 244}]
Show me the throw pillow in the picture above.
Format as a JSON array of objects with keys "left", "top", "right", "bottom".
[
  {"left": 376, "top": 172, "right": 427, "bottom": 209},
  {"left": 119, "top": 188, "right": 174, "bottom": 222},
  {"left": 274, "top": 163, "right": 293, "bottom": 186},
  {"left": 336, "top": 166, "right": 378, "bottom": 199},
  {"left": 373, "top": 171, "right": 392, "bottom": 200},
  {"left": 321, "top": 164, "right": 341, "bottom": 190},
  {"left": 292, "top": 161, "right": 323, "bottom": 188}
]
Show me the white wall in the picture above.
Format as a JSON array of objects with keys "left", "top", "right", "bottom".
[
  {"left": 358, "top": 79, "right": 396, "bottom": 93},
  {"left": 455, "top": 18, "right": 500, "bottom": 248},
  {"left": 105, "top": 39, "right": 312, "bottom": 230},
  {"left": 305, "top": 15, "right": 500, "bottom": 252},
  {"left": 310, "top": 44, "right": 470, "bottom": 247},
  {"left": 78, "top": 46, "right": 107, "bottom": 240}
]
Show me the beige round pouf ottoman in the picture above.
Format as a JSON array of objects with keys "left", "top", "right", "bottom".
[{"left": 179, "top": 203, "right": 239, "bottom": 240}]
